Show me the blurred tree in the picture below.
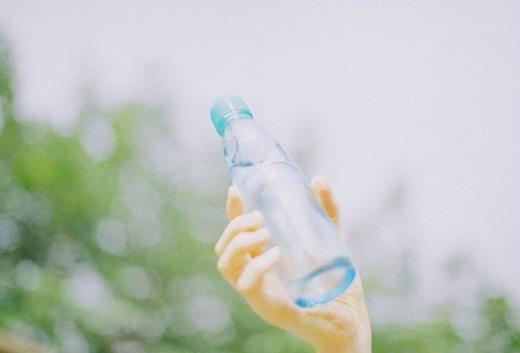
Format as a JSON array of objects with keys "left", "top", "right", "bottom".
[
  {"left": 474, "top": 295, "right": 520, "bottom": 353},
  {"left": 0, "top": 37, "right": 308, "bottom": 353},
  {"left": 0, "top": 37, "right": 518, "bottom": 353}
]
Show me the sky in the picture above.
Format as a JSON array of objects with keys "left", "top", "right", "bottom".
[{"left": 1, "top": 0, "right": 519, "bottom": 310}]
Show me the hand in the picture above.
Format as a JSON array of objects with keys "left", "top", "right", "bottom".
[{"left": 215, "top": 175, "right": 372, "bottom": 353}]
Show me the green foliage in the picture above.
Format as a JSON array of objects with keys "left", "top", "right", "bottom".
[
  {"left": 0, "top": 39, "right": 519, "bottom": 353},
  {"left": 373, "top": 321, "right": 461, "bottom": 353},
  {"left": 475, "top": 296, "right": 520, "bottom": 353},
  {"left": 0, "top": 39, "right": 308, "bottom": 353}
]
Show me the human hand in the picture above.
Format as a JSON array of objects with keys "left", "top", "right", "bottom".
[{"left": 215, "top": 175, "right": 372, "bottom": 353}]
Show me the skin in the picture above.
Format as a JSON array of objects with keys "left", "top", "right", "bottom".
[{"left": 215, "top": 175, "right": 372, "bottom": 353}]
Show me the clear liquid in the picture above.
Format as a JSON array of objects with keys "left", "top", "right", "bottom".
[{"left": 230, "top": 158, "right": 356, "bottom": 307}]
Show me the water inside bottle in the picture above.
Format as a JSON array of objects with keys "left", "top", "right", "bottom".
[{"left": 231, "top": 160, "right": 356, "bottom": 307}]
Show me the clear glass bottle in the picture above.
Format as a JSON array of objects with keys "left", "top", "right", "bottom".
[{"left": 211, "top": 95, "right": 355, "bottom": 307}]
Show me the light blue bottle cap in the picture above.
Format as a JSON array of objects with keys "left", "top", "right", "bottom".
[{"left": 210, "top": 95, "right": 253, "bottom": 136}]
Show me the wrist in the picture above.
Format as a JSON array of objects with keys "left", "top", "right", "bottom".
[
  {"left": 314, "top": 328, "right": 371, "bottom": 353},
  {"left": 316, "top": 344, "right": 369, "bottom": 353},
  {"left": 316, "top": 345, "right": 366, "bottom": 353}
]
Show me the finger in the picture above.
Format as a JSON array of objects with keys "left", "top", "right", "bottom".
[
  {"left": 215, "top": 211, "right": 263, "bottom": 256},
  {"left": 311, "top": 175, "right": 340, "bottom": 227},
  {"left": 226, "top": 185, "right": 245, "bottom": 220},
  {"left": 217, "top": 228, "right": 270, "bottom": 282},
  {"left": 236, "top": 246, "right": 281, "bottom": 295}
]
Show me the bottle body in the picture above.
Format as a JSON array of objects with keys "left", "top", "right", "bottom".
[{"left": 223, "top": 118, "right": 355, "bottom": 307}]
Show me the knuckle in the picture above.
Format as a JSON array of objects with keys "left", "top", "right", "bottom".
[
  {"left": 229, "top": 212, "right": 248, "bottom": 230},
  {"left": 233, "top": 232, "right": 249, "bottom": 247},
  {"left": 236, "top": 281, "right": 249, "bottom": 294},
  {"left": 237, "top": 212, "right": 251, "bottom": 224},
  {"left": 257, "top": 227, "right": 270, "bottom": 240},
  {"left": 214, "top": 238, "right": 224, "bottom": 254},
  {"left": 237, "top": 279, "right": 255, "bottom": 295},
  {"left": 233, "top": 230, "right": 267, "bottom": 249},
  {"left": 228, "top": 215, "right": 250, "bottom": 235},
  {"left": 227, "top": 211, "right": 263, "bottom": 235},
  {"left": 227, "top": 233, "right": 248, "bottom": 253},
  {"left": 217, "top": 257, "right": 228, "bottom": 274},
  {"left": 246, "top": 260, "right": 261, "bottom": 276}
]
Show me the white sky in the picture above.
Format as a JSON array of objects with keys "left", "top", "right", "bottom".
[{"left": 1, "top": 0, "right": 519, "bottom": 308}]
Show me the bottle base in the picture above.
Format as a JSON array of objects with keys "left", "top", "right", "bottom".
[{"left": 290, "top": 257, "right": 356, "bottom": 308}]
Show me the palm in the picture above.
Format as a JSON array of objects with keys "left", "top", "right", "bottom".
[{"left": 245, "top": 235, "right": 369, "bottom": 352}]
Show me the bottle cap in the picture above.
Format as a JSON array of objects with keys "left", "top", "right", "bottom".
[{"left": 210, "top": 95, "right": 253, "bottom": 136}]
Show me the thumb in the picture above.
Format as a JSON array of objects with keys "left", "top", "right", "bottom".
[{"left": 310, "top": 175, "right": 340, "bottom": 227}]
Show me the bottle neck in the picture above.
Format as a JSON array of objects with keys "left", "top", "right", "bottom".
[
  {"left": 217, "top": 111, "right": 253, "bottom": 137},
  {"left": 223, "top": 118, "right": 295, "bottom": 169}
]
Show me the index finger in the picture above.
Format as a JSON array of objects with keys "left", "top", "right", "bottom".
[
  {"left": 215, "top": 211, "right": 263, "bottom": 256},
  {"left": 226, "top": 185, "right": 244, "bottom": 220}
]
